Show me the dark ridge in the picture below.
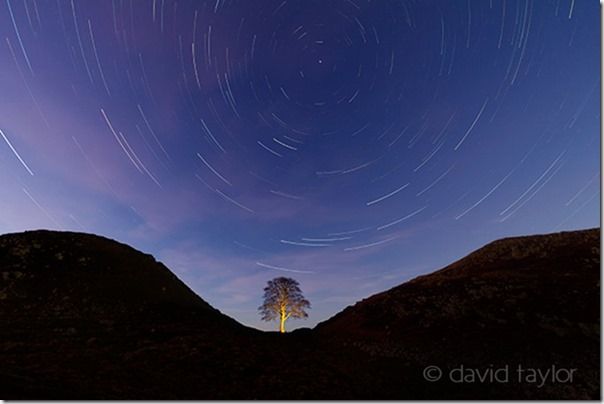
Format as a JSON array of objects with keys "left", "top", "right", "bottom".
[
  {"left": 0, "top": 229, "right": 241, "bottom": 326},
  {"left": 315, "top": 228, "right": 600, "bottom": 399},
  {"left": 318, "top": 228, "right": 600, "bottom": 326}
]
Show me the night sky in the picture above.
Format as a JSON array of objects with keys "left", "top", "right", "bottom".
[{"left": 0, "top": 0, "right": 599, "bottom": 330}]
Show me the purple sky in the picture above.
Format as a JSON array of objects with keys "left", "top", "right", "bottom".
[{"left": 0, "top": 0, "right": 599, "bottom": 330}]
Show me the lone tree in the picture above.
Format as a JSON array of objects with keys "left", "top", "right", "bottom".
[{"left": 258, "top": 277, "right": 310, "bottom": 333}]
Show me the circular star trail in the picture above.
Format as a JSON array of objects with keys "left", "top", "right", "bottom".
[{"left": 0, "top": 0, "right": 599, "bottom": 329}]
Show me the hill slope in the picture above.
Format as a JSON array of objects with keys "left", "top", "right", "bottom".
[
  {"left": 0, "top": 230, "right": 239, "bottom": 325},
  {"left": 317, "top": 228, "right": 600, "bottom": 399},
  {"left": 0, "top": 228, "right": 599, "bottom": 399},
  {"left": 0, "top": 230, "right": 252, "bottom": 398}
]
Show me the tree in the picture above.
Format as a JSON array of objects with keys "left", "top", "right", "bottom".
[{"left": 258, "top": 277, "right": 310, "bottom": 333}]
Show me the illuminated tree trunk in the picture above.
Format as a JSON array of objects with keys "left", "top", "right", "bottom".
[{"left": 279, "top": 305, "right": 287, "bottom": 333}]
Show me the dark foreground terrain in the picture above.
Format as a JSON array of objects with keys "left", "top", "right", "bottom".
[{"left": 0, "top": 228, "right": 599, "bottom": 399}]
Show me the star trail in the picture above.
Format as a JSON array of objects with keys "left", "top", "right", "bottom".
[{"left": 0, "top": 0, "right": 599, "bottom": 330}]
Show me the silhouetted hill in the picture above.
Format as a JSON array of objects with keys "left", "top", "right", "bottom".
[
  {"left": 316, "top": 228, "right": 600, "bottom": 399},
  {"left": 0, "top": 228, "right": 599, "bottom": 399},
  {"left": 0, "top": 230, "right": 255, "bottom": 399},
  {"left": 0, "top": 230, "right": 240, "bottom": 326}
]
